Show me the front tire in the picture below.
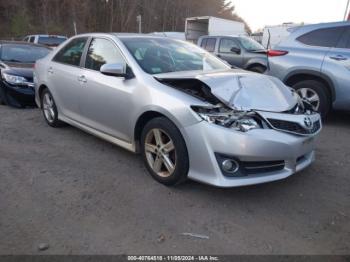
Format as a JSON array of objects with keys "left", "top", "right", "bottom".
[
  {"left": 41, "top": 88, "right": 64, "bottom": 127},
  {"left": 292, "top": 80, "right": 330, "bottom": 118},
  {"left": 0, "top": 85, "right": 7, "bottom": 105},
  {"left": 141, "top": 117, "right": 189, "bottom": 186}
]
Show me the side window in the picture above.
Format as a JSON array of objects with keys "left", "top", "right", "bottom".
[
  {"left": 297, "top": 27, "right": 346, "bottom": 47},
  {"left": 85, "top": 38, "right": 125, "bottom": 71},
  {"left": 29, "top": 36, "right": 35, "bottom": 43},
  {"left": 200, "top": 38, "right": 208, "bottom": 48},
  {"left": 23, "top": 37, "right": 29, "bottom": 42},
  {"left": 204, "top": 38, "right": 216, "bottom": 52},
  {"left": 53, "top": 37, "right": 88, "bottom": 66},
  {"left": 337, "top": 27, "right": 350, "bottom": 49},
  {"left": 219, "top": 38, "right": 239, "bottom": 53},
  {"left": 200, "top": 38, "right": 216, "bottom": 52}
]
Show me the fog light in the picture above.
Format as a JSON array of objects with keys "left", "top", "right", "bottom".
[{"left": 222, "top": 159, "right": 239, "bottom": 173}]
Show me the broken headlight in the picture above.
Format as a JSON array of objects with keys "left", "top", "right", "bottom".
[{"left": 191, "top": 105, "right": 263, "bottom": 132}]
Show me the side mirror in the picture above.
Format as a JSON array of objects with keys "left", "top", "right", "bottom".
[
  {"left": 230, "top": 47, "right": 241, "bottom": 54},
  {"left": 100, "top": 63, "right": 127, "bottom": 77}
]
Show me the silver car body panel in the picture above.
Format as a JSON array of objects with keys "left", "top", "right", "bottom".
[{"left": 34, "top": 33, "right": 321, "bottom": 187}]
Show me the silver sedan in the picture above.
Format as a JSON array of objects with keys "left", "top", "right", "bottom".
[{"left": 34, "top": 33, "right": 321, "bottom": 187}]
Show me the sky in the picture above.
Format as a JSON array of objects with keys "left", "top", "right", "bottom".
[{"left": 230, "top": 0, "right": 349, "bottom": 32}]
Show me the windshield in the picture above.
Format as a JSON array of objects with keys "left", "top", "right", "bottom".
[
  {"left": 38, "top": 36, "right": 67, "bottom": 47},
  {"left": 239, "top": 36, "right": 265, "bottom": 51},
  {"left": 0, "top": 44, "right": 51, "bottom": 63},
  {"left": 121, "top": 37, "right": 229, "bottom": 75}
]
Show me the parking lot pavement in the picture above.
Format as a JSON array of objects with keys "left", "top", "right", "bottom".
[{"left": 0, "top": 105, "right": 349, "bottom": 255}]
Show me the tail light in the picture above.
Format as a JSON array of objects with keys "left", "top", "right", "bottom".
[{"left": 267, "top": 50, "right": 289, "bottom": 57}]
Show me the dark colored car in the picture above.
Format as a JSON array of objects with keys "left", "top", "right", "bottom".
[
  {"left": 198, "top": 35, "right": 268, "bottom": 73},
  {"left": 0, "top": 41, "right": 51, "bottom": 107}
]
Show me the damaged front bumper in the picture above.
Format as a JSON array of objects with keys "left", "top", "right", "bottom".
[
  {"left": 0, "top": 81, "right": 36, "bottom": 107},
  {"left": 181, "top": 118, "right": 319, "bottom": 187}
]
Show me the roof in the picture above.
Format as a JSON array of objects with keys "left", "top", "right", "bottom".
[
  {"left": 0, "top": 40, "right": 52, "bottom": 49},
  {"left": 295, "top": 21, "right": 350, "bottom": 30},
  {"left": 25, "top": 34, "right": 67, "bottom": 38},
  {"left": 71, "top": 32, "right": 171, "bottom": 40}
]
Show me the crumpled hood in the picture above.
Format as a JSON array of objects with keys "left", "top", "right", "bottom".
[{"left": 155, "top": 70, "right": 298, "bottom": 112}]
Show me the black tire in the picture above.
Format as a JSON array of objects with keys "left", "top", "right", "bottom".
[
  {"left": 0, "top": 85, "right": 7, "bottom": 105},
  {"left": 292, "top": 80, "right": 331, "bottom": 118},
  {"left": 40, "top": 88, "right": 65, "bottom": 127},
  {"left": 248, "top": 65, "right": 266, "bottom": 73},
  {"left": 141, "top": 117, "right": 189, "bottom": 186}
]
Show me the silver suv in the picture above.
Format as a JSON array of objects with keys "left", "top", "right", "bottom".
[{"left": 267, "top": 21, "right": 350, "bottom": 117}]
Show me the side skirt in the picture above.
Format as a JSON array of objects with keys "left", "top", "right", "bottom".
[{"left": 59, "top": 115, "right": 137, "bottom": 153}]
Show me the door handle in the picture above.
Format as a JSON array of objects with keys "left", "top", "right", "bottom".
[
  {"left": 217, "top": 54, "right": 222, "bottom": 58},
  {"left": 77, "top": 75, "right": 87, "bottom": 83},
  {"left": 329, "top": 55, "right": 348, "bottom": 61},
  {"left": 48, "top": 67, "right": 54, "bottom": 74}
]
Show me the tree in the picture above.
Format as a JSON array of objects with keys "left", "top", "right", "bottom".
[{"left": 0, "top": 0, "right": 251, "bottom": 38}]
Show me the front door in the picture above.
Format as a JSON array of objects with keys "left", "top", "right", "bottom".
[
  {"left": 217, "top": 38, "right": 243, "bottom": 68},
  {"left": 78, "top": 37, "right": 135, "bottom": 142}
]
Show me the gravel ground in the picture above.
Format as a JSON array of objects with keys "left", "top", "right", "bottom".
[{"left": 0, "top": 105, "right": 349, "bottom": 255}]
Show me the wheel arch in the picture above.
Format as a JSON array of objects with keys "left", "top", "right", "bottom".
[
  {"left": 246, "top": 63, "right": 267, "bottom": 71},
  {"left": 38, "top": 84, "right": 49, "bottom": 107},
  {"left": 134, "top": 111, "right": 174, "bottom": 153},
  {"left": 283, "top": 70, "right": 336, "bottom": 102}
]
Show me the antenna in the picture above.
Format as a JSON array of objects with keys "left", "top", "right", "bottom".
[
  {"left": 267, "top": 29, "right": 271, "bottom": 49},
  {"left": 344, "top": 0, "right": 350, "bottom": 20}
]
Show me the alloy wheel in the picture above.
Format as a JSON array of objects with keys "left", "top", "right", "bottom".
[
  {"left": 42, "top": 93, "right": 55, "bottom": 123},
  {"left": 296, "top": 88, "right": 320, "bottom": 111},
  {"left": 144, "top": 128, "right": 176, "bottom": 178}
]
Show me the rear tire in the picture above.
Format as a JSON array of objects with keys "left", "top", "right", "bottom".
[
  {"left": 292, "top": 80, "right": 330, "bottom": 118},
  {"left": 141, "top": 117, "right": 189, "bottom": 186},
  {"left": 41, "top": 88, "right": 65, "bottom": 127},
  {"left": 248, "top": 65, "right": 266, "bottom": 73}
]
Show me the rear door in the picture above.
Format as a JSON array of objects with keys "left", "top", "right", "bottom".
[
  {"left": 78, "top": 37, "right": 135, "bottom": 142},
  {"left": 217, "top": 37, "right": 243, "bottom": 67},
  {"left": 322, "top": 26, "right": 350, "bottom": 110},
  {"left": 47, "top": 37, "right": 88, "bottom": 120}
]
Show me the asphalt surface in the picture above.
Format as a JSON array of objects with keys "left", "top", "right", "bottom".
[{"left": 0, "top": 105, "right": 349, "bottom": 255}]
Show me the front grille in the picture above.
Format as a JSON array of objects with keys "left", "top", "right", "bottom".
[
  {"left": 240, "top": 160, "right": 285, "bottom": 175},
  {"left": 267, "top": 119, "right": 321, "bottom": 135}
]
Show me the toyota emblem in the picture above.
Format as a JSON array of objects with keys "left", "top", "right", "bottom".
[{"left": 304, "top": 117, "right": 313, "bottom": 129}]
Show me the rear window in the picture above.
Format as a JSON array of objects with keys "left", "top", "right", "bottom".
[
  {"left": 0, "top": 44, "right": 50, "bottom": 63},
  {"left": 200, "top": 38, "right": 216, "bottom": 52},
  {"left": 38, "top": 36, "right": 67, "bottom": 47},
  {"left": 297, "top": 27, "right": 346, "bottom": 47}
]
